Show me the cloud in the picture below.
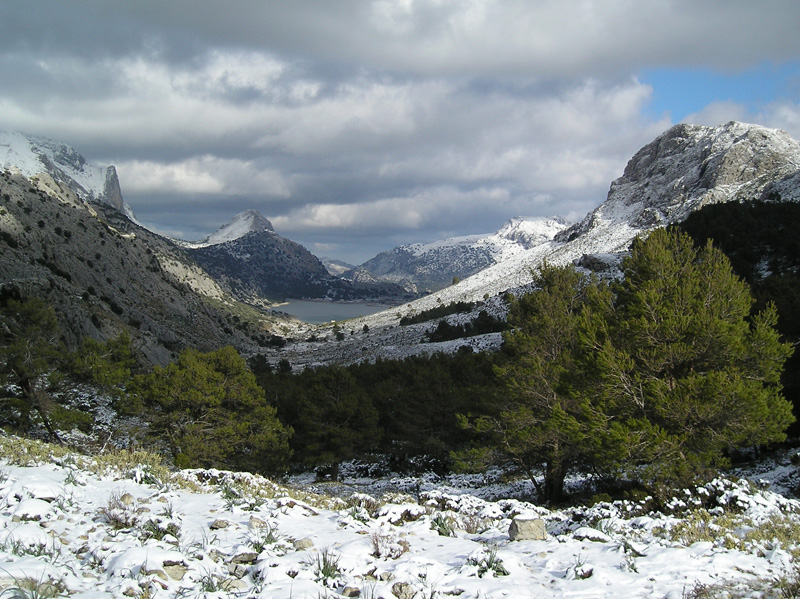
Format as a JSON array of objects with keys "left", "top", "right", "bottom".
[
  {"left": 116, "top": 156, "right": 290, "bottom": 197},
  {"left": 683, "top": 100, "right": 800, "bottom": 140},
  {"left": 2, "top": 1, "right": 799, "bottom": 263}
]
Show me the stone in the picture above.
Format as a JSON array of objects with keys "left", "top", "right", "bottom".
[
  {"left": 249, "top": 515, "right": 268, "bottom": 529},
  {"left": 342, "top": 587, "right": 361, "bottom": 597},
  {"left": 230, "top": 552, "right": 259, "bottom": 565},
  {"left": 392, "top": 581, "right": 416, "bottom": 599},
  {"left": 210, "top": 519, "right": 231, "bottom": 530},
  {"left": 292, "top": 537, "right": 314, "bottom": 550},
  {"left": 228, "top": 563, "right": 249, "bottom": 579},
  {"left": 508, "top": 517, "right": 547, "bottom": 541},
  {"left": 163, "top": 564, "right": 188, "bottom": 580}
]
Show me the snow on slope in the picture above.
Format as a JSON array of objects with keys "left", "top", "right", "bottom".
[
  {"left": 393, "top": 216, "right": 569, "bottom": 261},
  {"left": 0, "top": 131, "right": 136, "bottom": 220},
  {"left": 361, "top": 122, "right": 800, "bottom": 323},
  {"left": 180, "top": 210, "right": 277, "bottom": 249},
  {"left": 1, "top": 435, "right": 798, "bottom": 599},
  {"left": 347, "top": 216, "right": 571, "bottom": 294}
]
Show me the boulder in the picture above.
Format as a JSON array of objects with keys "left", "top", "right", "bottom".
[{"left": 508, "top": 517, "right": 546, "bottom": 541}]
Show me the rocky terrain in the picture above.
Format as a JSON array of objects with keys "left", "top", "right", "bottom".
[{"left": 0, "top": 168, "right": 272, "bottom": 366}]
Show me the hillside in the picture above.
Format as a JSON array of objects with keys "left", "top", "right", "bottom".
[
  {"left": 347, "top": 216, "right": 570, "bottom": 293},
  {"left": 0, "top": 168, "right": 275, "bottom": 365}
]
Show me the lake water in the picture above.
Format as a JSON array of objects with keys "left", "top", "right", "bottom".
[{"left": 276, "top": 300, "right": 390, "bottom": 324}]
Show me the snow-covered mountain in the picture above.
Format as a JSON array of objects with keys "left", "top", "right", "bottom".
[
  {"left": 346, "top": 216, "right": 570, "bottom": 293},
  {"left": 280, "top": 121, "right": 800, "bottom": 367},
  {"left": 0, "top": 131, "right": 135, "bottom": 220},
  {"left": 558, "top": 121, "right": 800, "bottom": 242},
  {"left": 179, "top": 209, "right": 276, "bottom": 249},
  {"left": 424, "top": 121, "right": 800, "bottom": 306}
]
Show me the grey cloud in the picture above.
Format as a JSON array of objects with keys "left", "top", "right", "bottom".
[{"left": 2, "top": 1, "right": 799, "bottom": 263}]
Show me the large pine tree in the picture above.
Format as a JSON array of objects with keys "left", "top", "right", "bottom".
[
  {"left": 485, "top": 264, "right": 613, "bottom": 503},
  {"left": 590, "top": 228, "right": 794, "bottom": 485},
  {"left": 469, "top": 229, "right": 794, "bottom": 502}
]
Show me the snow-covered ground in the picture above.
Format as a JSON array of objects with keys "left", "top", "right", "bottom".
[{"left": 1, "top": 434, "right": 798, "bottom": 598}]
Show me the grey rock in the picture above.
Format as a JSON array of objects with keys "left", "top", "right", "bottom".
[
  {"left": 391, "top": 581, "right": 417, "bottom": 599},
  {"left": 509, "top": 517, "right": 547, "bottom": 541},
  {"left": 292, "top": 537, "right": 314, "bottom": 550},
  {"left": 230, "top": 552, "right": 259, "bottom": 565}
]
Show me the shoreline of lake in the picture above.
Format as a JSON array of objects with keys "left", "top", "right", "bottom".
[{"left": 273, "top": 299, "right": 392, "bottom": 324}]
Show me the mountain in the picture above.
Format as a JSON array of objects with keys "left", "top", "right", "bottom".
[
  {"left": 557, "top": 121, "right": 800, "bottom": 242},
  {"left": 181, "top": 209, "right": 276, "bottom": 248},
  {"left": 184, "top": 210, "right": 411, "bottom": 304},
  {"left": 0, "top": 131, "right": 135, "bottom": 220},
  {"left": 0, "top": 164, "right": 286, "bottom": 366},
  {"left": 440, "top": 121, "right": 800, "bottom": 303},
  {"left": 322, "top": 257, "right": 356, "bottom": 277},
  {"left": 346, "top": 216, "right": 571, "bottom": 293},
  {"left": 278, "top": 121, "right": 800, "bottom": 367}
]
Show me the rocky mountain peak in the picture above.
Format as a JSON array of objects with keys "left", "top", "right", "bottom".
[
  {"left": 558, "top": 121, "right": 800, "bottom": 241},
  {"left": 0, "top": 131, "right": 134, "bottom": 218},
  {"left": 203, "top": 209, "right": 275, "bottom": 246}
]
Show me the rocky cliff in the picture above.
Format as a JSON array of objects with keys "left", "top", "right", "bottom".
[
  {"left": 0, "top": 131, "right": 135, "bottom": 219},
  {"left": 558, "top": 121, "right": 800, "bottom": 242}
]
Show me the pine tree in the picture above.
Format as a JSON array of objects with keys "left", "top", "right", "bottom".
[
  {"left": 487, "top": 263, "right": 611, "bottom": 502},
  {"left": 134, "top": 346, "right": 292, "bottom": 473},
  {"left": 592, "top": 229, "right": 794, "bottom": 486},
  {"left": 0, "top": 297, "right": 64, "bottom": 440}
]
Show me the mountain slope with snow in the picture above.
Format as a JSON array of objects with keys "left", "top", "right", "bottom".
[
  {"left": 0, "top": 131, "right": 135, "bottom": 219},
  {"left": 412, "top": 121, "right": 800, "bottom": 306},
  {"left": 347, "top": 216, "right": 570, "bottom": 292},
  {"left": 279, "top": 121, "right": 800, "bottom": 367}
]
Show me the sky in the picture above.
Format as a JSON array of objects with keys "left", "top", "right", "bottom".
[{"left": 2, "top": 1, "right": 799, "bottom": 264}]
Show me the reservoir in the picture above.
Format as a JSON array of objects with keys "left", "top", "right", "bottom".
[{"left": 276, "top": 300, "right": 390, "bottom": 324}]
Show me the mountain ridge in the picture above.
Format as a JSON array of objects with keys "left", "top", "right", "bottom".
[
  {"left": 277, "top": 121, "right": 800, "bottom": 367},
  {"left": 345, "top": 215, "right": 571, "bottom": 293},
  {"left": 3, "top": 121, "right": 799, "bottom": 368}
]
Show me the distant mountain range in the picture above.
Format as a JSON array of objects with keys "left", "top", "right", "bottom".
[
  {"left": 343, "top": 216, "right": 571, "bottom": 293},
  {"left": 1, "top": 121, "right": 799, "bottom": 367}
]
